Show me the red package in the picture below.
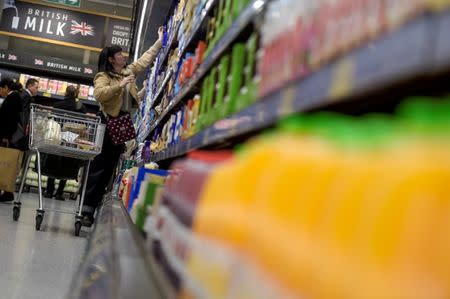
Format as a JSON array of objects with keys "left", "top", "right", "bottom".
[{"left": 195, "top": 41, "right": 206, "bottom": 67}]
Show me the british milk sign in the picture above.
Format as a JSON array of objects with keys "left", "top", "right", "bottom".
[
  {"left": 0, "top": 0, "right": 105, "bottom": 49},
  {"left": 0, "top": 49, "right": 97, "bottom": 77}
]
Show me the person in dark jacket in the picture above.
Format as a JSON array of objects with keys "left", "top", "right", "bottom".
[
  {"left": 20, "top": 78, "right": 39, "bottom": 125},
  {"left": 44, "top": 86, "right": 86, "bottom": 200},
  {"left": 14, "top": 78, "right": 39, "bottom": 150},
  {"left": 0, "top": 78, "right": 23, "bottom": 202},
  {"left": 54, "top": 85, "right": 87, "bottom": 113}
]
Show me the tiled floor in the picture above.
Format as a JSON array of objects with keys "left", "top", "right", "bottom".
[{"left": 0, "top": 193, "right": 87, "bottom": 299}]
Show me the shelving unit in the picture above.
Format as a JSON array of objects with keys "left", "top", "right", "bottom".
[
  {"left": 159, "top": 23, "right": 182, "bottom": 68},
  {"left": 148, "top": 9, "right": 450, "bottom": 162},
  {"left": 139, "top": 0, "right": 268, "bottom": 142},
  {"left": 111, "top": 2, "right": 450, "bottom": 299},
  {"left": 177, "top": 0, "right": 218, "bottom": 59},
  {"left": 149, "top": 70, "right": 173, "bottom": 109}
]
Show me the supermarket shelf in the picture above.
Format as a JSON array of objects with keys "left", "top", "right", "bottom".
[
  {"left": 159, "top": 22, "right": 181, "bottom": 69},
  {"left": 178, "top": 0, "right": 217, "bottom": 59},
  {"left": 150, "top": 69, "right": 173, "bottom": 109},
  {"left": 68, "top": 196, "right": 165, "bottom": 299},
  {"left": 151, "top": 11, "right": 449, "bottom": 162},
  {"left": 147, "top": 0, "right": 269, "bottom": 137},
  {"left": 37, "top": 92, "right": 65, "bottom": 101}
]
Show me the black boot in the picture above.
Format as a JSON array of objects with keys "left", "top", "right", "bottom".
[
  {"left": 54, "top": 180, "right": 66, "bottom": 201},
  {"left": 44, "top": 190, "right": 54, "bottom": 198},
  {"left": 45, "top": 178, "right": 56, "bottom": 198},
  {"left": 81, "top": 213, "right": 95, "bottom": 227}
]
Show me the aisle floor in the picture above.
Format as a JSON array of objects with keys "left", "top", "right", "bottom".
[{"left": 0, "top": 193, "right": 88, "bottom": 299}]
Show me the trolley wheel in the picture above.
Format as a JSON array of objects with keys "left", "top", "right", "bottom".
[
  {"left": 35, "top": 214, "right": 43, "bottom": 231},
  {"left": 74, "top": 221, "right": 82, "bottom": 237},
  {"left": 13, "top": 206, "right": 20, "bottom": 221}
]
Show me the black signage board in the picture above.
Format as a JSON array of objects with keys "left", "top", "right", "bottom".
[
  {"left": 105, "top": 18, "right": 131, "bottom": 52},
  {"left": 0, "top": 49, "right": 97, "bottom": 78},
  {"left": 0, "top": 67, "right": 21, "bottom": 80},
  {"left": 1, "top": 0, "right": 106, "bottom": 49}
]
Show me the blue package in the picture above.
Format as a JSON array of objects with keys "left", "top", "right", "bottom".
[{"left": 127, "top": 168, "right": 170, "bottom": 211}]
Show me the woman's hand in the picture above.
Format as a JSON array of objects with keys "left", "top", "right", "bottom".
[
  {"left": 119, "top": 74, "right": 135, "bottom": 88},
  {"left": 158, "top": 26, "right": 164, "bottom": 43}
]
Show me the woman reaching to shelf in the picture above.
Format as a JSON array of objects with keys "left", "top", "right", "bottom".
[{"left": 80, "top": 26, "right": 164, "bottom": 227}]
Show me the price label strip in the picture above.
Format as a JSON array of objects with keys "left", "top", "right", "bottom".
[
  {"left": 258, "top": 109, "right": 266, "bottom": 125},
  {"left": 202, "top": 128, "right": 211, "bottom": 145},
  {"left": 279, "top": 85, "right": 296, "bottom": 117},
  {"left": 329, "top": 57, "right": 354, "bottom": 102}
]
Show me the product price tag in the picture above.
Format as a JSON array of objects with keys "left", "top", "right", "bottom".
[
  {"left": 279, "top": 85, "right": 296, "bottom": 116},
  {"left": 202, "top": 129, "right": 210, "bottom": 145},
  {"left": 229, "top": 123, "right": 237, "bottom": 137},
  {"left": 258, "top": 110, "right": 266, "bottom": 124},
  {"left": 329, "top": 58, "right": 354, "bottom": 101},
  {"left": 43, "top": 92, "right": 52, "bottom": 98}
]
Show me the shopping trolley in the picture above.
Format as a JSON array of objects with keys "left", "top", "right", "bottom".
[{"left": 14, "top": 104, "right": 105, "bottom": 236}]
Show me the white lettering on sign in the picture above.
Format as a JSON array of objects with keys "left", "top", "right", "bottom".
[
  {"left": 39, "top": 19, "right": 44, "bottom": 32},
  {"left": 27, "top": 8, "right": 68, "bottom": 21},
  {"left": 113, "top": 25, "right": 130, "bottom": 31},
  {"left": 56, "top": 22, "right": 65, "bottom": 36},
  {"left": 47, "top": 62, "right": 68, "bottom": 70},
  {"left": 68, "top": 66, "right": 81, "bottom": 72},
  {"left": 112, "top": 36, "right": 129, "bottom": 47},
  {"left": 46, "top": 20, "right": 53, "bottom": 34},
  {"left": 25, "top": 16, "right": 36, "bottom": 31},
  {"left": 24, "top": 17, "right": 66, "bottom": 36},
  {"left": 112, "top": 30, "right": 128, "bottom": 37}
]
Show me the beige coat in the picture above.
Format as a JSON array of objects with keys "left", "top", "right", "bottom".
[{"left": 93, "top": 40, "right": 162, "bottom": 117}]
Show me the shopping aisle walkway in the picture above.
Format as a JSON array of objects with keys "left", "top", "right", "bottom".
[{"left": 0, "top": 193, "right": 87, "bottom": 299}]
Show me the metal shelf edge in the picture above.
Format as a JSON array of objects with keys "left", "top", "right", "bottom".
[
  {"left": 150, "top": 70, "right": 174, "bottom": 109},
  {"left": 150, "top": 11, "right": 448, "bottom": 162}
]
